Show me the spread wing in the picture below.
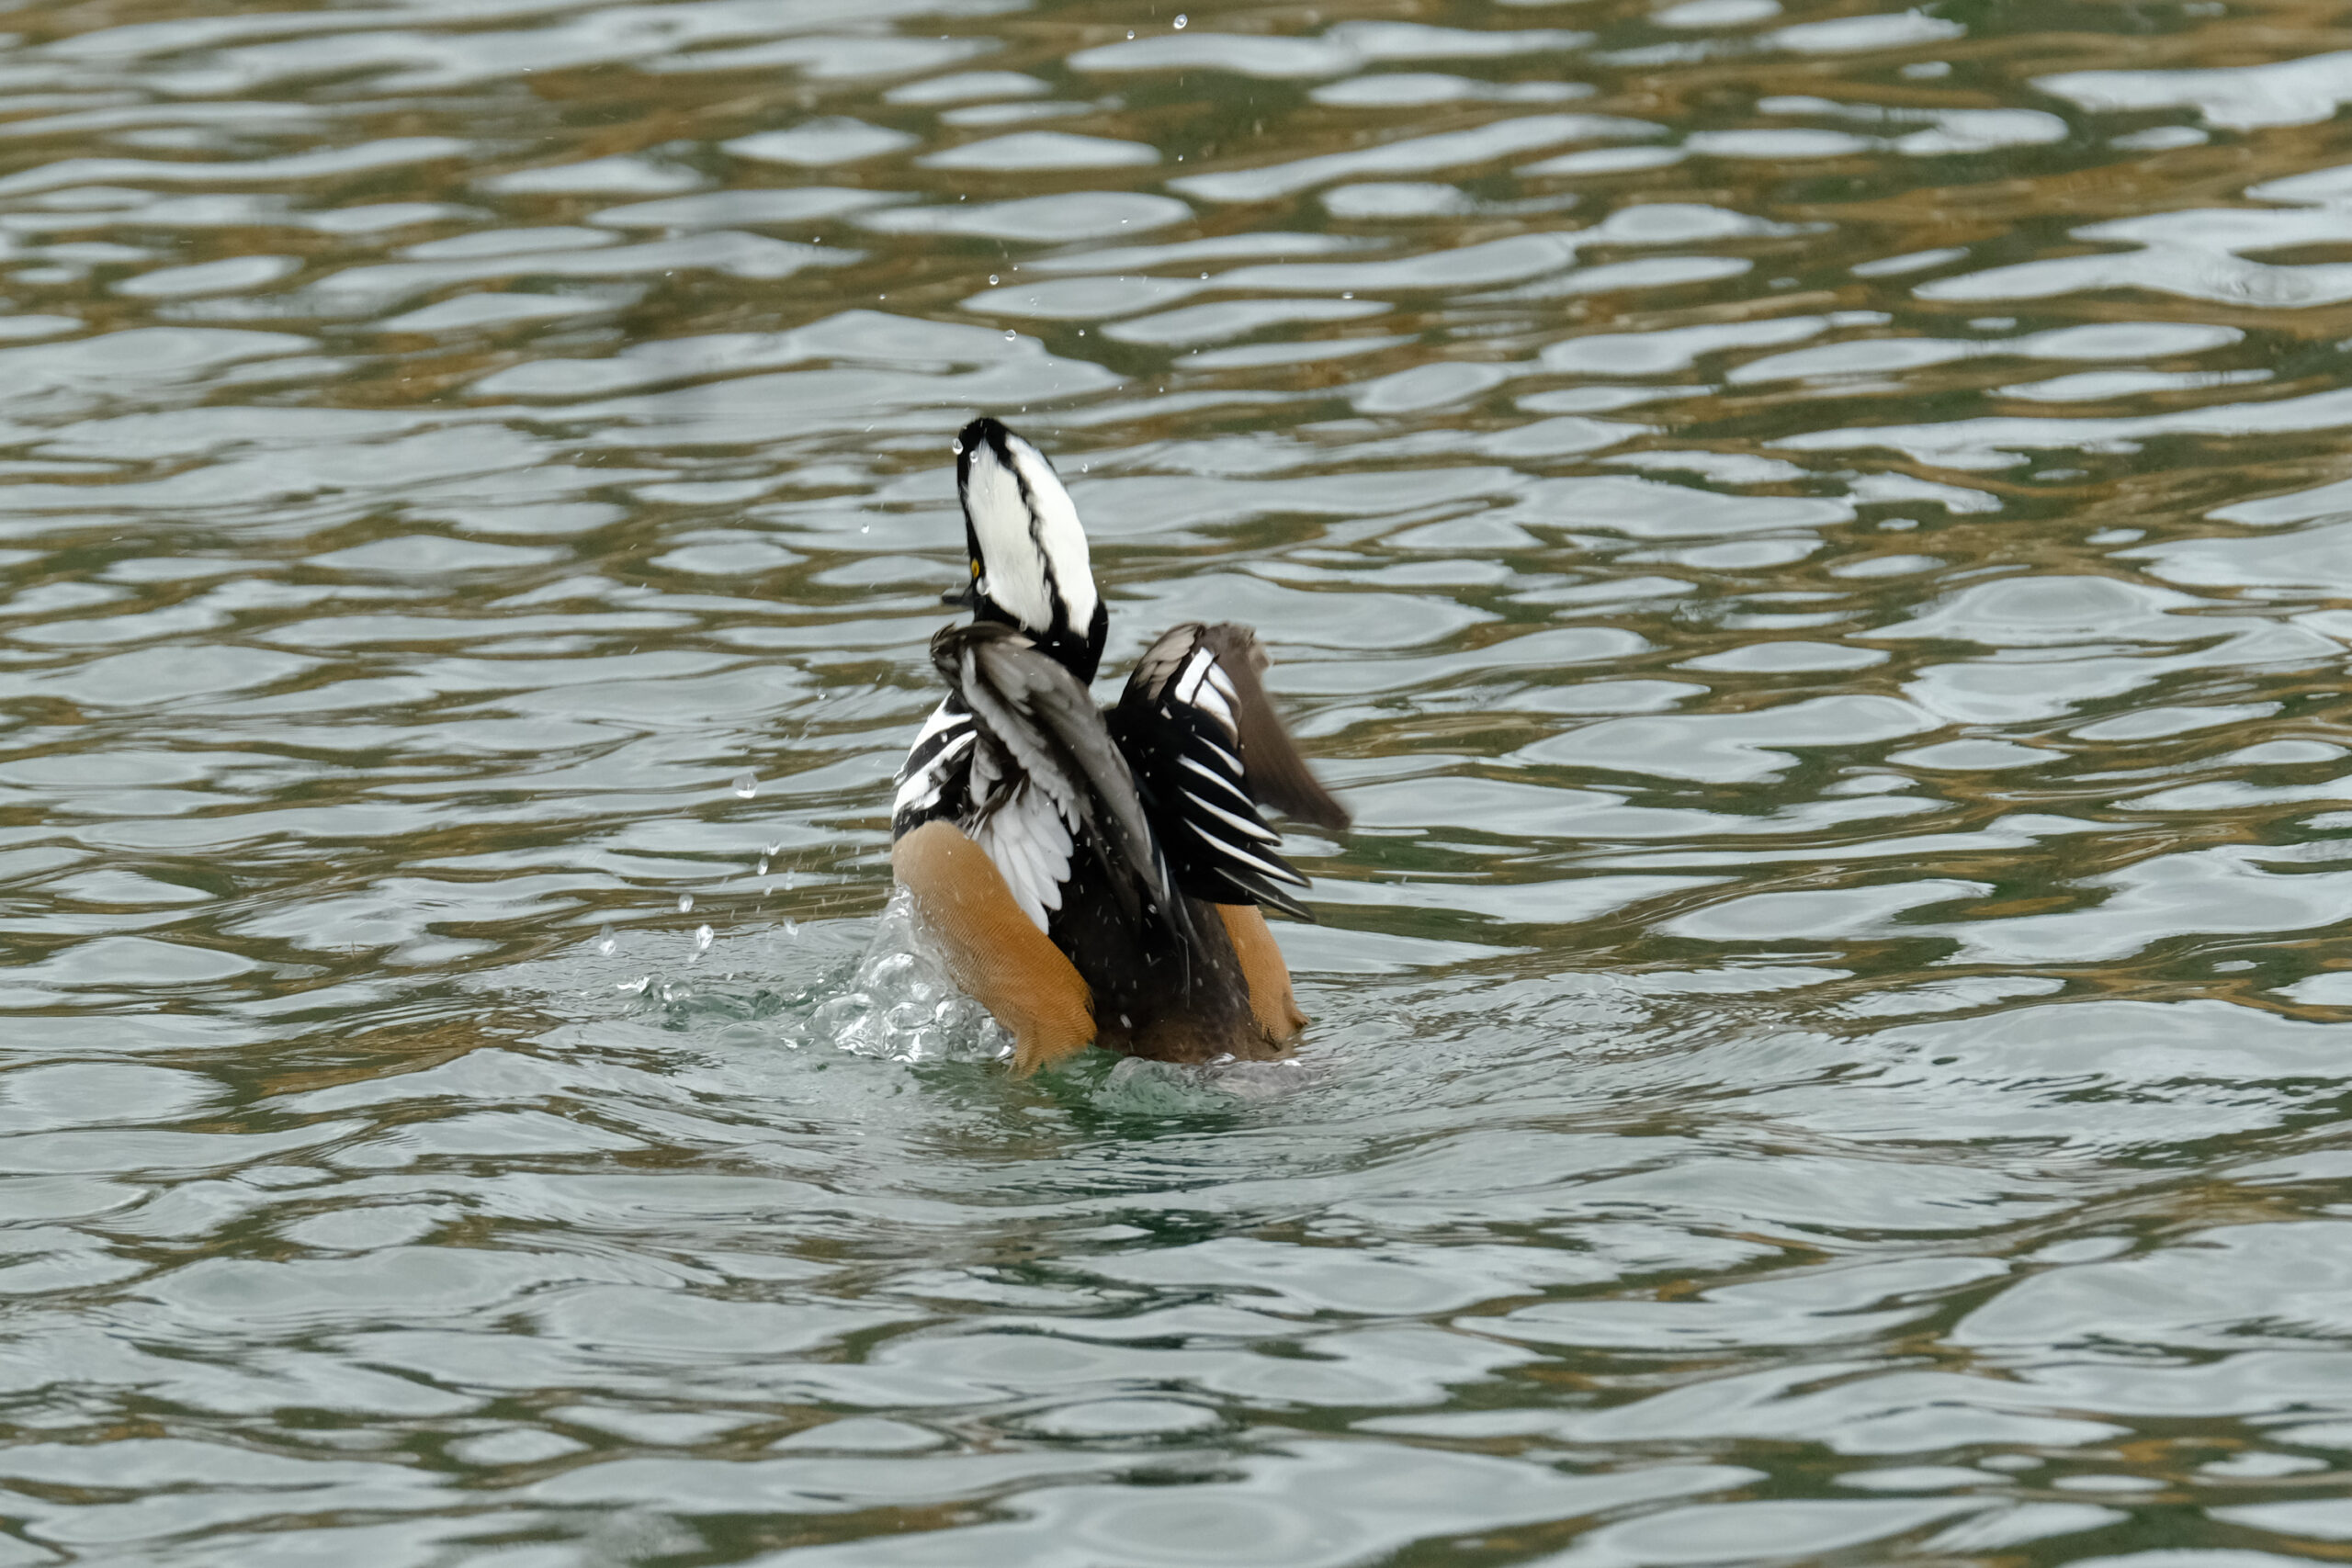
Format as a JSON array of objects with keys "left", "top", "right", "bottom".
[
  {"left": 929, "top": 621, "right": 1179, "bottom": 935},
  {"left": 1110, "top": 622, "right": 1348, "bottom": 920}
]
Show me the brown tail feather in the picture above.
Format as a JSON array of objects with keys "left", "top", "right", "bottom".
[{"left": 1196, "top": 622, "right": 1351, "bottom": 830}]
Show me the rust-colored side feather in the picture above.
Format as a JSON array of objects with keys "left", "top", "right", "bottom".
[
  {"left": 1217, "top": 902, "right": 1308, "bottom": 1044},
  {"left": 893, "top": 820, "right": 1095, "bottom": 1076}
]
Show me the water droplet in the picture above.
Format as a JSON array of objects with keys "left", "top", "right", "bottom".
[
  {"left": 1199, "top": 271, "right": 1207, "bottom": 279},
  {"left": 988, "top": 273, "right": 999, "bottom": 285},
  {"left": 1341, "top": 291, "right": 1353, "bottom": 299},
  {"left": 763, "top": 841, "right": 783, "bottom": 857},
  {"left": 784, "top": 918, "right": 800, "bottom": 938},
  {"left": 695, "top": 923, "right": 714, "bottom": 954},
  {"left": 596, "top": 923, "right": 616, "bottom": 956},
  {"left": 732, "top": 769, "right": 757, "bottom": 799},
  {"left": 1126, "top": 28, "right": 1135, "bottom": 37},
  {"left": 1173, "top": 12, "right": 1187, "bottom": 26},
  {"left": 677, "top": 893, "right": 694, "bottom": 914},
  {"left": 756, "top": 855, "right": 770, "bottom": 876},
  {"left": 1004, "top": 330, "right": 1017, "bottom": 341},
  {"left": 951, "top": 439, "right": 963, "bottom": 455}
]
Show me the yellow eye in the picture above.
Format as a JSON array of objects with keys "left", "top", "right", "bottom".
[{"left": 969, "top": 558, "right": 981, "bottom": 577}]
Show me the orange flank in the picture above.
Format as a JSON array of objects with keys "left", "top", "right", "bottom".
[
  {"left": 891, "top": 820, "right": 1095, "bottom": 1077},
  {"left": 1217, "top": 903, "right": 1308, "bottom": 1045}
]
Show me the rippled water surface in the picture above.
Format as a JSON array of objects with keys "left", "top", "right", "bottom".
[{"left": 18, "top": 0, "right": 2352, "bottom": 1561}]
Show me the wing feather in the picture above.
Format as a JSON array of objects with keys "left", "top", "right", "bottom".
[
  {"left": 1179, "top": 753, "right": 1256, "bottom": 810},
  {"left": 892, "top": 699, "right": 978, "bottom": 835},
  {"left": 1192, "top": 822, "right": 1306, "bottom": 885},
  {"left": 973, "top": 782, "right": 1073, "bottom": 931},
  {"left": 1184, "top": 785, "right": 1281, "bottom": 847},
  {"left": 933, "top": 622, "right": 1176, "bottom": 933},
  {"left": 1193, "top": 624, "right": 1350, "bottom": 831},
  {"left": 1109, "top": 622, "right": 1346, "bottom": 919}
]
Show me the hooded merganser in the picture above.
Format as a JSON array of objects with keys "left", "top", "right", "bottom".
[{"left": 890, "top": 417, "right": 1350, "bottom": 1075}]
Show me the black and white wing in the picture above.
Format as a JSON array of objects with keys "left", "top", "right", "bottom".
[
  {"left": 896, "top": 692, "right": 1081, "bottom": 933},
  {"left": 1109, "top": 622, "right": 1350, "bottom": 920},
  {"left": 929, "top": 621, "right": 1181, "bottom": 935},
  {"left": 892, "top": 696, "right": 978, "bottom": 839}
]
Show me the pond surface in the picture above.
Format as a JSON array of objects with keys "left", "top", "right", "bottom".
[{"left": 10, "top": 0, "right": 2352, "bottom": 1562}]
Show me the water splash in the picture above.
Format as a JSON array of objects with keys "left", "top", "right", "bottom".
[
  {"left": 1097, "top": 1055, "right": 1317, "bottom": 1111},
  {"left": 789, "top": 888, "right": 1008, "bottom": 1063},
  {"left": 731, "top": 770, "right": 757, "bottom": 799}
]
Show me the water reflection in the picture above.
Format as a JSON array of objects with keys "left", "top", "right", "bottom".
[{"left": 7, "top": 0, "right": 2352, "bottom": 1562}]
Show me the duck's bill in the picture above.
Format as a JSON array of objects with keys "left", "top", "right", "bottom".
[{"left": 940, "top": 581, "right": 978, "bottom": 607}]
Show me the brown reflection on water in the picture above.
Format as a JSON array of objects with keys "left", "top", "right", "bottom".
[{"left": 15, "top": 0, "right": 2352, "bottom": 1562}]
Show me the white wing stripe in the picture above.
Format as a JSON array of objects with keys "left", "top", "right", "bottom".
[
  {"left": 911, "top": 704, "right": 970, "bottom": 749},
  {"left": 927, "top": 727, "right": 978, "bottom": 771},
  {"left": 894, "top": 728, "right": 976, "bottom": 814},
  {"left": 1180, "top": 753, "right": 1253, "bottom": 806},
  {"left": 1193, "top": 822, "right": 1307, "bottom": 885},
  {"left": 1196, "top": 734, "right": 1243, "bottom": 777},
  {"left": 1172, "top": 647, "right": 1216, "bottom": 706},
  {"left": 1184, "top": 786, "right": 1278, "bottom": 844}
]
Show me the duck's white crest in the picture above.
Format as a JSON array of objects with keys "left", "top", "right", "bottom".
[{"left": 965, "top": 429, "right": 1097, "bottom": 637}]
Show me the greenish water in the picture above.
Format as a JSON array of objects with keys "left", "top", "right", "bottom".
[{"left": 8, "top": 0, "right": 2352, "bottom": 1562}]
